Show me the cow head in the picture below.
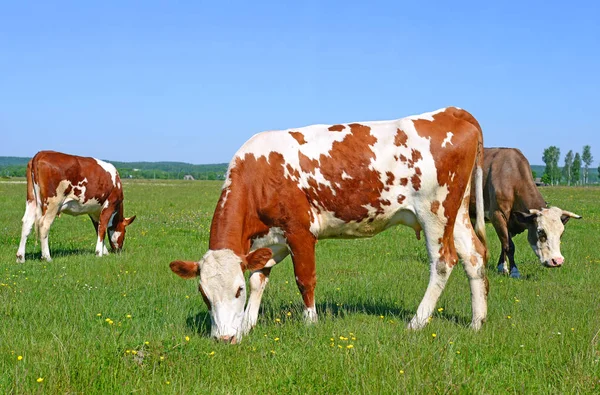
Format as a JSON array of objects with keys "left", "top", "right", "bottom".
[
  {"left": 514, "top": 207, "right": 581, "bottom": 267},
  {"left": 107, "top": 215, "right": 136, "bottom": 251},
  {"left": 169, "top": 248, "right": 273, "bottom": 343}
]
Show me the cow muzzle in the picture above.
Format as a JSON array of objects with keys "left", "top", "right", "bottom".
[
  {"left": 544, "top": 257, "right": 564, "bottom": 267},
  {"left": 218, "top": 335, "right": 238, "bottom": 344}
]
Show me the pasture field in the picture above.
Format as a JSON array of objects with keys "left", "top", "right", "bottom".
[{"left": 1, "top": 180, "right": 599, "bottom": 393}]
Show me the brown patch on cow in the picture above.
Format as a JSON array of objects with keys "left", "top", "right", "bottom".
[
  {"left": 431, "top": 200, "right": 440, "bottom": 214},
  {"left": 411, "top": 168, "right": 422, "bottom": 191},
  {"left": 397, "top": 195, "right": 406, "bottom": 204},
  {"left": 289, "top": 131, "right": 307, "bottom": 145},
  {"left": 399, "top": 178, "right": 408, "bottom": 186},
  {"left": 407, "top": 149, "right": 423, "bottom": 168},
  {"left": 381, "top": 199, "right": 391, "bottom": 206},
  {"left": 394, "top": 128, "right": 408, "bottom": 147},
  {"left": 399, "top": 154, "right": 407, "bottom": 163},
  {"left": 385, "top": 171, "right": 395, "bottom": 185},
  {"left": 328, "top": 124, "right": 346, "bottom": 132}
]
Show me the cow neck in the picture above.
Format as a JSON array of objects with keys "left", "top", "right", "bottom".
[{"left": 208, "top": 184, "right": 267, "bottom": 256}]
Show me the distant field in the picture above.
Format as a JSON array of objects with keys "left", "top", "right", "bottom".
[{"left": 1, "top": 180, "right": 599, "bottom": 393}]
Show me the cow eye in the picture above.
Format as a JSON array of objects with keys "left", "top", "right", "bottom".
[
  {"left": 537, "top": 229, "right": 547, "bottom": 242},
  {"left": 235, "top": 286, "right": 244, "bottom": 298}
]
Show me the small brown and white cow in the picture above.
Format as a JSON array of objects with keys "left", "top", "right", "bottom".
[
  {"left": 170, "top": 107, "right": 488, "bottom": 343},
  {"left": 16, "top": 151, "right": 136, "bottom": 262},
  {"left": 469, "top": 147, "right": 581, "bottom": 278}
]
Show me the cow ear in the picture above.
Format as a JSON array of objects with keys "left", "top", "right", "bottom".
[
  {"left": 514, "top": 211, "right": 536, "bottom": 224},
  {"left": 561, "top": 210, "right": 582, "bottom": 225},
  {"left": 124, "top": 215, "right": 136, "bottom": 226},
  {"left": 243, "top": 248, "right": 273, "bottom": 272},
  {"left": 170, "top": 260, "right": 199, "bottom": 279}
]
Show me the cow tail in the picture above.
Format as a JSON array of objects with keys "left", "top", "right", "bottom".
[
  {"left": 474, "top": 140, "right": 488, "bottom": 263},
  {"left": 26, "top": 160, "right": 40, "bottom": 245}
]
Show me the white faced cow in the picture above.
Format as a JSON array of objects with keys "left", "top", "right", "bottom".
[
  {"left": 469, "top": 147, "right": 581, "bottom": 278},
  {"left": 170, "top": 107, "right": 488, "bottom": 343},
  {"left": 16, "top": 151, "right": 136, "bottom": 262}
]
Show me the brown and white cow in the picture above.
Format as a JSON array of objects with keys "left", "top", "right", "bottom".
[
  {"left": 469, "top": 147, "right": 581, "bottom": 278},
  {"left": 170, "top": 107, "right": 488, "bottom": 343},
  {"left": 16, "top": 151, "right": 136, "bottom": 263}
]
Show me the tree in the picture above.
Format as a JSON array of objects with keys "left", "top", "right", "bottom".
[
  {"left": 563, "top": 150, "right": 574, "bottom": 185},
  {"left": 572, "top": 153, "right": 582, "bottom": 185},
  {"left": 582, "top": 145, "right": 593, "bottom": 185},
  {"left": 542, "top": 146, "right": 561, "bottom": 185}
]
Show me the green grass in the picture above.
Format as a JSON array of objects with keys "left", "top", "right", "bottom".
[{"left": 1, "top": 180, "right": 599, "bottom": 393}]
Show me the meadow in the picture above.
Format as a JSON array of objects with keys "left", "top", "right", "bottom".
[{"left": 1, "top": 180, "right": 599, "bottom": 393}]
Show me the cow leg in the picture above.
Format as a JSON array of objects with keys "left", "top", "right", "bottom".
[
  {"left": 287, "top": 230, "right": 318, "bottom": 323},
  {"left": 39, "top": 203, "right": 60, "bottom": 262},
  {"left": 506, "top": 237, "right": 520, "bottom": 278},
  {"left": 95, "top": 209, "right": 113, "bottom": 257},
  {"left": 90, "top": 215, "right": 109, "bottom": 256},
  {"left": 16, "top": 200, "right": 37, "bottom": 263},
  {"left": 408, "top": 218, "right": 456, "bottom": 330},
  {"left": 491, "top": 211, "right": 510, "bottom": 275},
  {"left": 242, "top": 246, "right": 290, "bottom": 335},
  {"left": 454, "top": 204, "right": 488, "bottom": 330}
]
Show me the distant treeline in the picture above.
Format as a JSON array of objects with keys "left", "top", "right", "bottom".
[{"left": 0, "top": 156, "right": 229, "bottom": 180}]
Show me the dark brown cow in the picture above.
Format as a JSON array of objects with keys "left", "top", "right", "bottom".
[
  {"left": 16, "top": 151, "right": 136, "bottom": 262},
  {"left": 170, "top": 107, "right": 489, "bottom": 343},
  {"left": 469, "top": 148, "right": 581, "bottom": 278}
]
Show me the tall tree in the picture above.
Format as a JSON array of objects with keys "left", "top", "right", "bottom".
[
  {"left": 582, "top": 145, "right": 593, "bottom": 185},
  {"left": 563, "top": 150, "right": 574, "bottom": 185},
  {"left": 572, "top": 153, "right": 582, "bottom": 185},
  {"left": 542, "top": 146, "right": 561, "bottom": 185}
]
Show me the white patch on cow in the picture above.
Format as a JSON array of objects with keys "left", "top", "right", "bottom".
[
  {"left": 118, "top": 182, "right": 121, "bottom": 189},
  {"left": 110, "top": 231, "right": 122, "bottom": 246},
  {"left": 198, "top": 249, "right": 247, "bottom": 340},
  {"left": 95, "top": 236, "right": 105, "bottom": 256},
  {"left": 94, "top": 158, "right": 117, "bottom": 186},
  {"left": 304, "top": 306, "right": 318, "bottom": 323},
  {"left": 405, "top": 107, "right": 447, "bottom": 122},
  {"left": 341, "top": 171, "right": 352, "bottom": 180},
  {"left": 251, "top": 227, "right": 287, "bottom": 251},
  {"left": 441, "top": 132, "right": 454, "bottom": 148}
]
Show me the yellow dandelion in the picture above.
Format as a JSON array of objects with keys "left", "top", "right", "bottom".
[
  {"left": 379, "top": 315, "right": 384, "bottom": 319},
  {"left": 144, "top": 341, "right": 149, "bottom": 345},
  {"left": 108, "top": 320, "right": 114, "bottom": 325},
  {"left": 275, "top": 318, "right": 281, "bottom": 323},
  {"left": 132, "top": 350, "right": 137, "bottom": 355},
  {"left": 431, "top": 333, "right": 437, "bottom": 338},
  {"left": 330, "top": 343, "right": 334, "bottom": 347},
  {"left": 209, "top": 351, "right": 215, "bottom": 356},
  {"left": 126, "top": 314, "right": 132, "bottom": 319},
  {"left": 399, "top": 370, "right": 404, "bottom": 374},
  {"left": 166, "top": 381, "right": 171, "bottom": 385},
  {"left": 105, "top": 318, "right": 111, "bottom": 322},
  {"left": 338, "top": 345, "right": 342, "bottom": 348},
  {"left": 96, "top": 313, "right": 102, "bottom": 317},
  {"left": 330, "top": 338, "right": 334, "bottom": 341},
  {"left": 506, "top": 316, "right": 511, "bottom": 319},
  {"left": 571, "top": 328, "right": 575, "bottom": 331},
  {"left": 17, "top": 355, "right": 23, "bottom": 361},
  {"left": 437, "top": 307, "right": 444, "bottom": 312},
  {"left": 185, "top": 295, "right": 190, "bottom": 299},
  {"left": 160, "top": 356, "right": 165, "bottom": 361},
  {"left": 270, "top": 350, "right": 276, "bottom": 354},
  {"left": 286, "top": 312, "right": 292, "bottom": 317},
  {"left": 126, "top": 350, "right": 131, "bottom": 354},
  {"left": 37, "top": 378, "right": 44, "bottom": 383},
  {"left": 456, "top": 351, "right": 461, "bottom": 354},
  {"left": 185, "top": 336, "right": 190, "bottom": 342},
  {"left": 347, "top": 344, "right": 354, "bottom": 349},
  {"left": 274, "top": 337, "right": 280, "bottom": 341}
]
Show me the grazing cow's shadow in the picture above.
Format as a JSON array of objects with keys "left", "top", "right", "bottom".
[
  {"left": 21, "top": 248, "right": 94, "bottom": 262},
  {"left": 186, "top": 311, "right": 211, "bottom": 335},
  {"left": 184, "top": 299, "right": 475, "bottom": 338}
]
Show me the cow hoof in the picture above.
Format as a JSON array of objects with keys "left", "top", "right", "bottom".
[
  {"left": 42, "top": 256, "right": 52, "bottom": 262},
  {"left": 509, "top": 268, "right": 521, "bottom": 279},
  {"left": 469, "top": 320, "right": 483, "bottom": 331},
  {"left": 16, "top": 255, "right": 25, "bottom": 263},
  {"left": 407, "top": 317, "right": 427, "bottom": 330},
  {"left": 497, "top": 263, "right": 508, "bottom": 274}
]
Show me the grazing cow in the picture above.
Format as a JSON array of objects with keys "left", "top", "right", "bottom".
[
  {"left": 170, "top": 107, "right": 488, "bottom": 343},
  {"left": 469, "top": 148, "right": 581, "bottom": 278},
  {"left": 16, "top": 151, "right": 136, "bottom": 262}
]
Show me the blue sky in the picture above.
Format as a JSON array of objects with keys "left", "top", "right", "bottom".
[{"left": 1, "top": 0, "right": 598, "bottom": 166}]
